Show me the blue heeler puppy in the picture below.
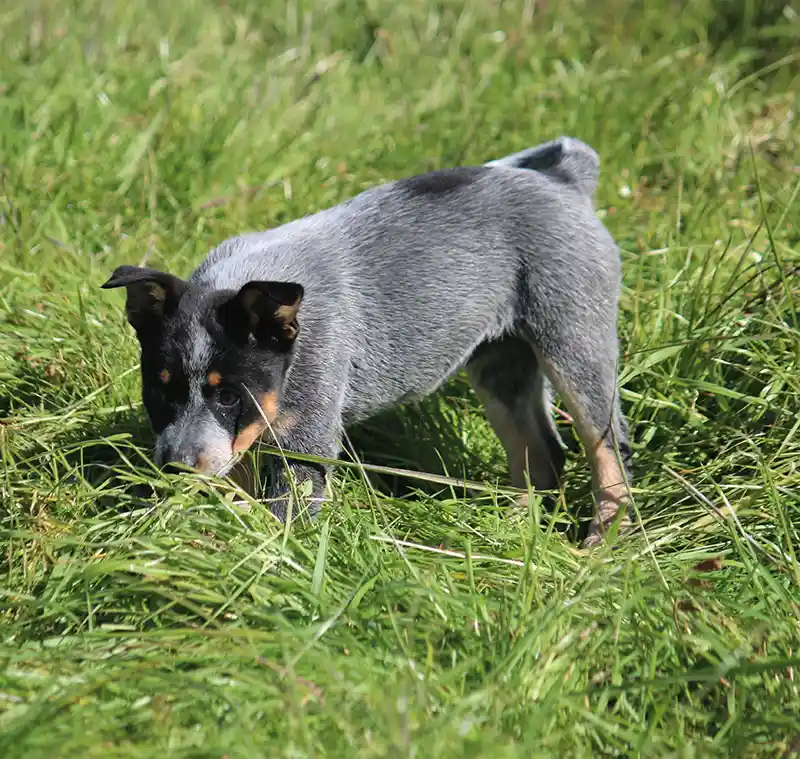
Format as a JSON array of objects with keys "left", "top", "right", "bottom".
[{"left": 102, "top": 136, "right": 632, "bottom": 547}]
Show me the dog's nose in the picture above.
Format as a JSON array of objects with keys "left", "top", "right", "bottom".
[{"left": 160, "top": 446, "right": 199, "bottom": 474}]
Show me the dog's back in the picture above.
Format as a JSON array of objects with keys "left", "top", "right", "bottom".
[{"left": 188, "top": 138, "right": 618, "bottom": 421}]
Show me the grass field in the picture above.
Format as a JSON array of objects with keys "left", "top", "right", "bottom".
[{"left": 2, "top": 0, "right": 800, "bottom": 756}]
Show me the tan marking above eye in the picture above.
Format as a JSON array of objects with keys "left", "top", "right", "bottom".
[
  {"left": 207, "top": 371, "right": 222, "bottom": 386},
  {"left": 159, "top": 369, "right": 170, "bottom": 384}
]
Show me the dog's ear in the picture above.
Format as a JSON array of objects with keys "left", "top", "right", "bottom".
[
  {"left": 101, "top": 265, "right": 187, "bottom": 333},
  {"left": 216, "top": 281, "right": 304, "bottom": 348}
]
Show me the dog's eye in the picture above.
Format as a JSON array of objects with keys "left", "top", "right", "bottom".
[{"left": 217, "top": 388, "right": 240, "bottom": 408}]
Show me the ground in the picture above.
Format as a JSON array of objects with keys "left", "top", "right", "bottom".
[{"left": 1, "top": 1, "right": 800, "bottom": 756}]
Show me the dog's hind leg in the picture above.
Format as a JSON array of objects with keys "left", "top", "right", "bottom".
[
  {"left": 523, "top": 297, "right": 633, "bottom": 547},
  {"left": 466, "top": 336, "right": 566, "bottom": 492}
]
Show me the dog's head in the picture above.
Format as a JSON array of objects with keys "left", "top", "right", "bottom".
[{"left": 102, "top": 265, "right": 303, "bottom": 475}]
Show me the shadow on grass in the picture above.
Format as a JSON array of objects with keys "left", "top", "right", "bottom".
[{"left": 345, "top": 376, "right": 508, "bottom": 498}]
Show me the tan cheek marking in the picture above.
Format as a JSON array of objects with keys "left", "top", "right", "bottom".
[
  {"left": 207, "top": 371, "right": 222, "bottom": 386},
  {"left": 159, "top": 369, "right": 170, "bottom": 384},
  {"left": 232, "top": 391, "right": 279, "bottom": 453},
  {"left": 233, "top": 421, "right": 266, "bottom": 453}
]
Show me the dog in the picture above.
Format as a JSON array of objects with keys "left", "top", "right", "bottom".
[{"left": 102, "top": 136, "right": 632, "bottom": 547}]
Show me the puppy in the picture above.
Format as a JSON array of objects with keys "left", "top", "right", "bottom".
[{"left": 102, "top": 136, "right": 632, "bottom": 546}]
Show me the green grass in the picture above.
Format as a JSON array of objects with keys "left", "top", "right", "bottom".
[{"left": 2, "top": 0, "right": 800, "bottom": 756}]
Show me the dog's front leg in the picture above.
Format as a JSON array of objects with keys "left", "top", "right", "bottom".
[
  {"left": 264, "top": 457, "right": 329, "bottom": 522},
  {"left": 261, "top": 416, "right": 342, "bottom": 523}
]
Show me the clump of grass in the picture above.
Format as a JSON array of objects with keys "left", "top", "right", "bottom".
[{"left": 1, "top": 0, "right": 799, "bottom": 756}]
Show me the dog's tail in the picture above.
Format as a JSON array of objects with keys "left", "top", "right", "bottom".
[{"left": 486, "top": 136, "right": 600, "bottom": 196}]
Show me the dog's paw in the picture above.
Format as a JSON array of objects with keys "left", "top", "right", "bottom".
[
  {"left": 582, "top": 504, "right": 632, "bottom": 549},
  {"left": 266, "top": 468, "right": 327, "bottom": 523},
  {"left": 581, "top": 531, "right": 605, "bottom": 550}
]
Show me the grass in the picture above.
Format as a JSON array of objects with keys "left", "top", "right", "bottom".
[{"left": 1, "top": 0, "right": 800, "bottom": 755}]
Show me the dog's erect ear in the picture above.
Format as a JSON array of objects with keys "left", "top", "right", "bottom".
[
  {"left": 101, "top": 265, "right": 187, "bottom": 333},
  {"left": 216, "top": 281, "right": 304, "bottom": 348}
]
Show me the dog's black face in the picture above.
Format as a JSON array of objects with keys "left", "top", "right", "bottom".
[{"left": 102, "top": 266, "right": 303, "bottom": 474}]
